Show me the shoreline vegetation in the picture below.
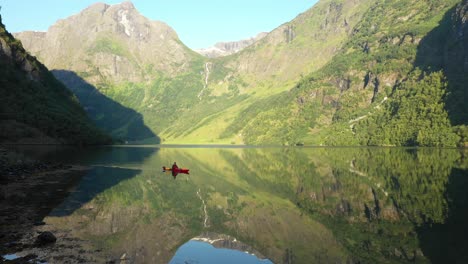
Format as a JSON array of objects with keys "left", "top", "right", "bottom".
[{"left": 2, "top": 142, "right": 467, "bottom": 149}]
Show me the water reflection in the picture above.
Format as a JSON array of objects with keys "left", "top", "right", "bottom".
[
  {"left": 170, "top": 239, "right": 273, "bottom": 264},
  {"left": 25, "top": 146, "right": 468, "bottom": 263},
  {"left": 50, "top": 166, "right": 143, "bottom": 216}
]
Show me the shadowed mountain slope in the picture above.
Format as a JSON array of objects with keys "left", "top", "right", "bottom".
[{"left": 0, "top": 14, "right": 110, "bottom": 144}]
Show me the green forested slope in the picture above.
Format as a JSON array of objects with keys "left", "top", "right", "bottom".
[
  {"left": 222, "top": 0, "right": 467, "bottom": 146},
  {"left": 0, "top": 15, "right": 110, "bottom": 144}
]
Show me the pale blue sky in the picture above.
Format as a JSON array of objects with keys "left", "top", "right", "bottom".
[{"left": 0, "top": 0, "right": 318, "bottom": 49}]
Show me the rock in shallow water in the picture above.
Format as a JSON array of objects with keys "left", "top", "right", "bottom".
[{"left": 35, "top": 231, "right": 56, "bottom": 246}]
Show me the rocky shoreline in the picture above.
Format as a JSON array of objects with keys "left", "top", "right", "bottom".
[{"left": 0, "top": 147, "right": 107, "bottom": 263}]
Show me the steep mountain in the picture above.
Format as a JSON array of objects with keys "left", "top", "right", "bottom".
[
  {"left": 15, "top": 2, "right": 205, "bottom": 142},
  {"left": 415, "top": 0, "right": 468, "bottom": 126},
  {"left": 217, "top": 0, "right": 467, "bottom": 146},
  {"left": 149, "top": 0, "right": 376, "bottom": 143},
  {"left": 219, "top": 0, "right": 374, "bottom": 84},
  {"left": 319, "top": 0, "right": 468, "bottom": 146},
  {"left": 195, "top": 32, "right": 267, "bottom": 58},
  {"left": 0, "top": 15, "right": 110, "bottom": 144},
  {"left": 15, "top": 2, "right": 193, "bottom": 82}
]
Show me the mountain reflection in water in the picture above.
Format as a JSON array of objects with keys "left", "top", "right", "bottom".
[
  {"left": 18, "top": 146, "right": 468, "bottom": 263},
  {"left": 170, "top": 241, "right": 272, "bottom": 264}
]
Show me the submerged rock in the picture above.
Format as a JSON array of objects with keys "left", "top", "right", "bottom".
[{"left": 35, "top": 231, "right": 56, "bottom": 246}]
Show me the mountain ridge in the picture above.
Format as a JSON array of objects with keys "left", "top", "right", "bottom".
[
  {"left": 196, "top": 32, "right": 268, "bottom": 58},
  {"left": 14, "top": 1, "right": 196, "bottom": 82}
]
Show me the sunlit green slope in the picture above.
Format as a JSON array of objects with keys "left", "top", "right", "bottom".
[
  {"left": 160, "top": 0, "right": 375, "bottom": 143},
  {"left": 221, "top": 0, "right": 467, "bottom": 146}
]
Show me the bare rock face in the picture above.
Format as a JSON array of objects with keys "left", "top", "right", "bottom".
[
  {"left": 0, "top": 30, "right": 42, "bottom": 82},
  {"left": 231, "top": 0, "right": 375, "bottom": 84},
  {"left": 14, "top": 1, "right": 195, "bottom": 85},
  {"left": 454, "top": 0, "right": 468, "bottom": 35},
  {"left": 0, "top": 37, "right": 12, "bottom": 57},
  {"left": 196, "top": 32, "right": 268, "bottom": 58}
]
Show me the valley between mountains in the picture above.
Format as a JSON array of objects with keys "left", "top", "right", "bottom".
[{"left": 4, "top": 0, "right": 468, "bottom": 146}]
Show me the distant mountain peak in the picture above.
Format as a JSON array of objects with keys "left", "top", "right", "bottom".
[
  {"left": 87, "top": 1, "right": 135, "bottom": 11},
  {"left": 82, "top": 1, "right": 137, "bottom": 20},
  {"left": 196, "top": 32, "right": 268, "bottom": 58},
  {"left": 83, "top": 2, "right": 110, "bottom": 14},
  {"left": 117, "top": 1, "right": 136, "bottom": 10},
  {"left": 15, "top": 0, "right": 191, "bottom": 84},
  {"left": 114, "top": 3, "right": 137, "bottom": 37}
]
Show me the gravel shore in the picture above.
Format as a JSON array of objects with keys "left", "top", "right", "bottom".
[{"left": 0, "top": 147, "right": 108, "bottom": 263}]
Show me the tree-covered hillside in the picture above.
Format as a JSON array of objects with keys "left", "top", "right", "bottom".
[
  {"left": 0, "top": 15, "right": 110, "bottom": 145},
  {"left": 221, "top": 0, "right": 467, "bottom": 146}
]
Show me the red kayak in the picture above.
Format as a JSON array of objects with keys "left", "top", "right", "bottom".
[{"left": 163, "top": 166, "right": 190, "bottom": 174}]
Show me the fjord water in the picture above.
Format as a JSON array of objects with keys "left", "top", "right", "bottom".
[{"left": 19, "top": 146, "right": 468, "bottom": 263}]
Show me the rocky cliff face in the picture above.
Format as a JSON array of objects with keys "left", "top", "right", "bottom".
[
  {"left": 412, "top": 0, "right": 468, "bottom": 126},
  {"left": 453, "top": 0, "right": 468, "bottom": 50},
  {"left": 222, "top": 0, "right": 374, "bottom": 84},
  {"left": 446, "top": 0, "right": 468, "bottom": 125},
  {"left": 455, "top": 0, "right": 468, "bottom": 77},
  {"left": 196, "top": 32, "right": 267, "bottom": 58},
  {"left": 0, "top": 29, "right": 42, "bottom": 82},
  {"left": 15, "top": 2, "right": 197, "bottom": 84}
]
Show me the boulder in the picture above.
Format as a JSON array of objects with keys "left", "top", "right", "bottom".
[{"left": 35, "top": 231, "right": 56, "bottom": 246}]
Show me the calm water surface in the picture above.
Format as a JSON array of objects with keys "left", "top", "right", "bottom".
[{"left": 14, "top": 146, "right": 468, "bottom": 263}]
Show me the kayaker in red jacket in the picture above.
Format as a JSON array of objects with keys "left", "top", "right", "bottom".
[{"left": 171, "top": 162, "right": 178, "bottom": 178}]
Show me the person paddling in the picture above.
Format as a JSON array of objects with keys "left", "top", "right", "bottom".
[
  {"left": 161, "top": 162, "right": 189, "bottom": 175},
  {"left": 171, "top": 162, "right": 178, "bottom": 179}
]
